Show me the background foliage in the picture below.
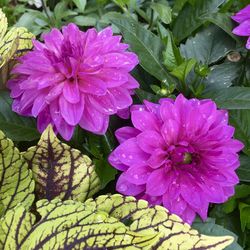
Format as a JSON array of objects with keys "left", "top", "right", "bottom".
[{"left": 0, "top": 0, "right": 250, "bottom": 249}]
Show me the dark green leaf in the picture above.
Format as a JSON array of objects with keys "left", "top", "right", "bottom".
[
  {"left": 173, "top": 0, "right": 226, "bottom": 42},
  {"left": 0, "top": 90, "right": 39, "bottom": 141},
  {"left": 229, "top": 110, "right": 250, "bottom": 155},
  {"left": 151, "top": 2, "right": 172, "bottom": 25},
  {"left": 222, "top": 185, "right": 250, "bottom": 214},
  {"left": 73, "top": 0, "right": 86, "bottom": 12},
  {"left": 111, "top": 14, "right": 175, "bottom": 84},
  {"left": 94, "top": 159, "right": 117, "bottom": 189},
  {"left": 204, "top": 13, "right": 240, "bottom": 42},
  {"left": 204, "top": 62, "right": 242, "bottom": 91},
  {"left": 237, "top": 155, "right": 250, "bottom": 183},
  {"left": 180, "top": 25, "right": 235, "bottom": 65},
  {"left": 203, "top": 87, "right": 250, "bottom": 109},
  {"left": 239, "top": 203, "right": 250, "bottom": 231},
  {"left": 163, "top": 30, "right": 184, "bottom": 71}
]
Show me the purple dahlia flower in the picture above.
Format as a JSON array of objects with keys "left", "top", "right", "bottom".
[
  {"left": 109, "top": 94, "right": 244, "bottom": 224},
  {"left": 231, "top": 5, "right": 250, "bottom": 49},
  {"left": 8, "top": 24, "right": 139, "bottom": 140}
]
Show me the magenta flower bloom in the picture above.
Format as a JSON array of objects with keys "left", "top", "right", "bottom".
[
  {"left": 8, "top": 24, "right": 139, "bottom": 140},
  {"left": 109, "top": 94, "right": 243, "bottom": 224},
  {"left": 232, "top": 5, "right": 250, "bottom": 49}
]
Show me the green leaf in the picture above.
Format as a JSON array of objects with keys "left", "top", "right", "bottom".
[
  {"left": 69, "top": 15, "right": 96, "bottom": 26},
  {"left": 94, "top": 159, "right": 117, "bottom": 189},
  {"left": 0, "top": 195, "right": 234, "bottom": 249},
  {"left": 193, "top": 218, "right": 243, "bottom": 250},
  {"left": 151, "top": 2, "right": 172, "bottom": 25},
  {"left": 173, "top": 0, "right": 226, "bottom": 42},
  {"left": 0, "top": 130, "right": 34, "bottom": 216},
  {"left": 223, "top": 185, "right": 250, "bottom": 214},
  {"left": 163, "top": 30, "right": 184, "bottom": 71},
  {"left": 111, "top": 14, "right": 175, "bottom": 84},
  {"left": 171, "top": 58, "right": 196, "bottom": 82},
  {"left": 239, "top": 203, "right": 250, "bottom": 231},
  {"left": 204, "top": 62, "right": 242, "bottom": 91},
  {"left": 23, "top": 125, "right": 100, "bottom": 202},
  {"left": 229, "top": 110, "right": 250, "bottom": 155},
  {"left": 237, "top": 155, "right": 250, "bottom": 183},
  {"left": 203, "top": 87, "right": 250, "bottom": 109},
  {"left": 204, "top": 13, "right": 240, "bottom": 41},
  {"left": 180, "top": 25, "right": 235, "bottom": 65},
  {"left": 0, "top": 90, "right": 40, "bottom": 141},
  {"left": 72, "top": 0, "right": 86, "bottom": 12}
]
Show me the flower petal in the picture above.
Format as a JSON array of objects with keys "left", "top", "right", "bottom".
[
  {"left": 112, "top": 138, "right": 148, "bottom": 166},
  {"left": 115, "top": 126, "right": 140, "bottom": 144},
  {"left": 137, "top": 130, "right": 165, "bottom": 153},
  {"left": 146, "top": 168, "right": 170, "bottom": 196},
  {"left": 59, "top": 95, "right": 84, "bottom": 126},
  {"left": 125, "top": 165, "right": 152, "bottom": 185},
  {"left": 116, "top": 173, "right": 145, "bottom": 196},
  {"left": 131, "top": 110, "right": 159, "bottom": 132}
]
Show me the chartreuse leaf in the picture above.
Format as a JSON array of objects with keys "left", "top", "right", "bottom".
[
  {"left": 85, "top": 194, "right": 234, "bottom": 249},
  {"left": 0, "top": 9, "right": 7, "bottom": 41},
  {"left": 0, "top": 8, "right": 34, "bottom": 68},
  {"left": 192, "top": 218, "right": 242, "bottom": 250},
  {"left": 23, "top": 125, "right": 100, "bottom": 202},
  {"left": 0, "top": 195, "right": 234, "bottom": 249},
  {"left": 0, "top": 130, "right": 34, "bottom": 216}
]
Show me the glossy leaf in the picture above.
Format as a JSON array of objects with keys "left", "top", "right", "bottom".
[
  {"left": 180, "top": 25, "right": 235, "bottom": 65},
  {"left": 111, "top": 14, "right": 175, "bottom": 84},
  {"left": 0, "top": 130, "right": 34, "bottom": 216},
  {"left": 23, "top": 125, "right": 100, "bottom": 202},
  {"left": 173, "top": 0, "right": 226, "bottom": 42},
  {"left": 204, "top": 13, "right": 240, "bottom": 41},
  {"left": 203, "top": 87, "right": 250, "bottom": 109},
  {"left": 204, "top": 62, "right": 242, "bottom": 91},
  {"left": 0, "top": 195, "right": 234, "bottom": 249},
  {"left": 229, "top": 110, "right": 250, "bottom": 155}
]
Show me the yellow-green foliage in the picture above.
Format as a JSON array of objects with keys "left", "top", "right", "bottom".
[
  {"left": 0, "top": 130, "right": 34, "bottom": 217},
  {"left": 0, "top": 195, "right": 234, "bottom": 250},
  {"left": 23, "top": 125, "right": 100, "bottom": 202},
  {"left": 0, "top": 8, "right": 34, "bottom": 68}
]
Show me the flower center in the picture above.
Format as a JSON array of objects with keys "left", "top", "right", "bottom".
[{"left": 169, "top": 146, "right": 194, "bottom": 166}]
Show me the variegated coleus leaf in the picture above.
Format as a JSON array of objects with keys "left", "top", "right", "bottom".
[
  {"left": 0, "top": 195, "right": 233, "bottom": 250},
  {"left": 0, "top": 8, "right": 34, "bottom": 68},
  {"left": 0, "top": 130, "right": 34, "bottom": 217},
  {"left": 23, "top": 125, "right": 100, "bottom": 202}
]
